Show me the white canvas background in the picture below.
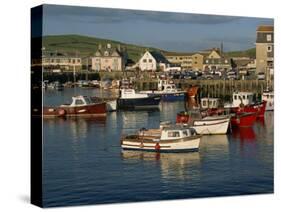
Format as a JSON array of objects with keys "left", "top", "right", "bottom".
[{"left": 0, "top": 0, "right": 279, "bottom": 211}]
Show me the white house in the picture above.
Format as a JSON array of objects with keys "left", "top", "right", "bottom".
[{"left": 138, "top": 51, "right": 171, "bottom": 71}]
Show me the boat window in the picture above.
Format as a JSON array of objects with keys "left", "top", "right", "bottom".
[
  {"left": 242, "top": 95, "right": 246, "bottom": 100},
  {"left": 270, "top": 95, "right": 274, "bottom": 98},
  {"left": 168, "top": 131, "right": 180, "bottom": 138},
  {"left": 234, "top": 95, "right": 237, "bottom": 100},
  {"left": 75, "top": 99, "right": 84, "bottom": 105},
  {"left": 182, "top": 130, "right": 188, "bottom": 136},
  {"left": 84, "top": 97, "right": 92, "bottom": 104},
  {"left": 202, "top": 100, "right": 207, "bottom": 107}
]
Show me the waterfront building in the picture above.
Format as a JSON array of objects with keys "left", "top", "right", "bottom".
[
  {"left": 202, "top": 48, "right": 231, "bottom": 71},
  {"left": 256, "top": 25, "right": 274, "bottom": 75},
  {"left": 35, "top": 51, "right": 82, "bottom": 72},
  {"left": 90, "top": 43, "right": 127, "bottom": 72},
  {"left": 138, "top": 50, "right": 172, "bottom": 71},
  {"left": 164, "top": 52, "right": 194, "bottom": 70}
]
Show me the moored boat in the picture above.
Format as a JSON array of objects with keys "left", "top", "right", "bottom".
[
  {"left": 140, "top": 80, "right": 186, "bottom": 101},
  {"left": 262, "top": 90, "right": 274, "bottom": 111},
  {"left": 176, "top": 110, "right": 230, "bottom": 135},
  {"left": 230, "top": 112, "right": 257, "bottom": 128},
  {"left": 121, "top": 125, "right": 201, "bottom": 152},
  {"left": 43, "top": 95, "right": 106, "bottom": 117},
  {"left": 118, "top": 89, "right": 161, "bottom": 110}
]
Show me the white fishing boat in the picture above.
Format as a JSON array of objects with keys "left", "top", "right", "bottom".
[
  {"left": 224, "top": 91, "right": 254, "bottom": 108},
  {"left": 262, "top": 90, "right": 274, "bottom": 111},
  {"left": 176, "top": 110, "right": 230, "bottom": 135},
  {"left": 121, "top": 125, "right": 201, "bottom": 152}
]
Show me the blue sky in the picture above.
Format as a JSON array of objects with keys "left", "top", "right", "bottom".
[{"left": 41, "top": 4, "right": 273, "bottom": 52}]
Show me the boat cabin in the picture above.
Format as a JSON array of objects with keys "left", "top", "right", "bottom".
[
  {"left": 120, "top": 89, "right": 148, "bottom": 99},
  {"left": 60, "top": 96, "right": 95, "bottom": 107},
  {"left": 201, "top": 98, "right": 220, "bottom": 109},
  {"left": 160, "top": 127, "right": 197, "bottom": 140},
  {"left": 262, "top": 92, "right": 274, "bottom": 101},
  {"left": 232, "top": 92, "right": 254, "bottom": 107}
]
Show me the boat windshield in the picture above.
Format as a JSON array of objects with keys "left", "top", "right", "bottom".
[{"left": 84, "top": 97, "right": 92, "bottom": 104}]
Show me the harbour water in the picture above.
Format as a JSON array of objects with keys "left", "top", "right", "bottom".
[{"left": 42, "top": 88, "right": 273, "bottom": 207}]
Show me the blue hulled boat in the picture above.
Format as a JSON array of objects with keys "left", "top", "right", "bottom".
[
  {"left": 118, "top": 89, "right": 161, "bottom": 110},
  {"left": 140, "top": 80, "right": 186, "bottom": 101}
]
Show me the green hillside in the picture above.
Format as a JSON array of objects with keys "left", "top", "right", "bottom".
[
  {"left": 42, "top": 34, "right": 159, "bottom": 62},
  {"left": 42, "top": 34, "right": 256, "bottom": 61},
  {"left": 225, "top": 48, "right": 256, "bottom": 58}
]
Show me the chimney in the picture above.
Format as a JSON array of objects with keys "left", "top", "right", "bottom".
[
  {"left": 117, "top": 44, "right": 121, "bottom": 52},
  {"left": 107, "top": 43, "right": 111, "bottom": 49}
]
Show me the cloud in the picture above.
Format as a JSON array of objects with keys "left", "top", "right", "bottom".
[{"left": 43, "top": 4, "right": 241, "bottom": 24}]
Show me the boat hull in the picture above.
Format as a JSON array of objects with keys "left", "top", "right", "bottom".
[
  {"left": 43, "top": 102, "right": 107, "bottom": 117},
  {"left": 121, "top": 136, "right": 201, "bottom": 152},
  {"left": 141, "top": 91, "right": 186, "bottom": 101},
  {"left": 118, "top": 96, "right": 161, "bottom": 110},
  {"left": 192, "top": 120, "right": 230, "bottom": 135},
  {"left": 106, "top": 99, "right": 117, "bottom": 112},
  {"left": 231, "top": 112, "right": 257, "bottom": 128}
]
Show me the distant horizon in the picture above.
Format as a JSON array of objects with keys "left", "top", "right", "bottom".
[{"left": 39, "top": 4, "right": 274, "bottom": 52}]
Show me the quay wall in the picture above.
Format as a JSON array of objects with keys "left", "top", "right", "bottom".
[
  {"left": 136, "top": 79, "right": 272, "bottom": 100},
  {"left": 43, "top": 71, "right": 273, "bottom": 100}
]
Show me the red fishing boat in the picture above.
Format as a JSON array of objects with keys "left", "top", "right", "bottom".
[
  {"left": 239, "top": 101, "right": 267, "bottom": 118},
  {"left": 230, "top": 112, "right": 257, "bottom": 128},
  {"left": 43, "top": 95, "right": 106, "bottom": 118}
]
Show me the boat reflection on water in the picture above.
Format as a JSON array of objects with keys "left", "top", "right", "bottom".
[
  {"left": 121, "top": 109, "right": 160, "bottom": 133},
  {"left": 121, "top": 150, "right": 200, "bottom": 181},
  {"left": 185, "top": 97, "right": 200, "bottom": 110},
  {"left": 200, "top": 135, "right": 229, "bottom": 155},
  {"left": 44, "top": 116, "right": 106, "bottom": 140},
  {"left": 231, "top": 127, "right": 256, "bottom": 142}
]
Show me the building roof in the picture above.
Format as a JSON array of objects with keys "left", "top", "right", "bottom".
[
  {"left": 149, "top": 51, "right": 170, "bottom": 64},
  {"left": 257, "top": 25, "right": 274, "bottom": 32}
]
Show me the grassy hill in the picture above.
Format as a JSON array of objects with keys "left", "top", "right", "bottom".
[
  {"left": 42, "top": 34, "right": 159, "bottom": 62},
  {"left": 42, "top": 34, "right": 256, "bottom": 61},
  {"left": 225, "top": 48, "right": 256, "bottom": 58}
]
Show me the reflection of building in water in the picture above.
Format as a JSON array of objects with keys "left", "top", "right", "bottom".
[
  {"left": 200, "top": 135, "right": 229, "bottom": 154},
  {"left": 44, "top": 117, "right": 106, "bottom": 141},
  {"left": 121, "top": 151, "right": 200, "bottom": 181}
]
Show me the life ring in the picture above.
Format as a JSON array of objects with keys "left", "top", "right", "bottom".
[{"left": 155, "top": 143, "right": 161, "bottom": 151}]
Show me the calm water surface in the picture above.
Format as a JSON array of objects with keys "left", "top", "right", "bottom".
[{"left": 42, "top": 88, "right": 274, "bottom": 207}]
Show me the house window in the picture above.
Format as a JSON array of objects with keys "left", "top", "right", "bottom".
[
  {"left": 148, "top": 59, "right": 152, "bottom": 63},
  {"left": 77, "top": 59, "right": 81, "bottom": 63},
  {"left": 267, "top": 34, "right": 272, "bottom": 41},
  {"left": 206, "top": 60, "right": 209, "bottom": 64},
  {"left": 225, "top": 59, "right": 228, "bottom": 63},
  {"left": 72, "top": 59, "right": 75, "bottom": 64},
  {"left": 194, "top": 61, "right": 197, "bottom": 64},
  {"left": 143, "top": 59, "right": 147, "bottom": 63},
  {"left": 267, "top": 46, "right": 272, "bottom": 52}
]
